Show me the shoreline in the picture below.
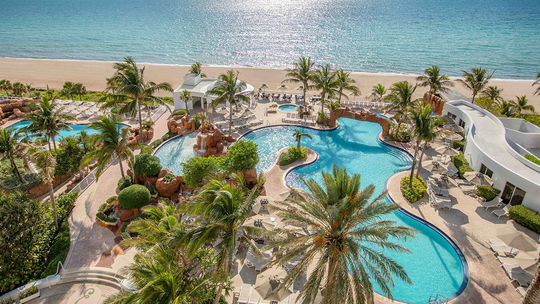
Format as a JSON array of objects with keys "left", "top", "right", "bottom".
[{"left": 1, "top": 57, "right": 538, "bottom": 108}]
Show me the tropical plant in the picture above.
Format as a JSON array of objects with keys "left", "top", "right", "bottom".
[
  {"left": 11, "top": 82, "right": 26, "bottom": 97},
  {"left": 60, "top": 81, "right": 75, "bottom": 99},
  {"left": 267, "top": 165, "right": 415, "bottom": 304},
  {"left": 512, "top": 96, "right": 535, "bottom": 115},
  {"left": 482, "top": 86, "right": 503, "bottom": 105},
  {"left": 416, "top": 65, "right": 453, "bottom": 96},
  {"left": 179, "top": 89, "right": 192, "bottom": 115},
  {"left": 222, "top": 140, "right": 259, "bottom": 172},
  {"left": 182, "top": 178, "right": 263, "bottom": 304},
  {"left": 384, "top": 81, "right": 417, "bottom": 140},
  {"left": 457, "top": 67, "right": 495, "bottom": 104},
  {"left": 500, "top": 100, "right": 516, "bottom": 117},
  {"left": 102, "top": 57, "right": 173, "bottom": 143},
  {"left": 0, "top": 129, "right": 25, "bottom": 182},
  {"left": 533, "top": 72, "right": 540, "bottom": 95},
  {"left": 28, "top": 145, "right": 59, "bottom": 229},
  {"left": 312, "top": 64, "right": 339, "bottom": 113},
  {"left": 415, "top": 114, "right": 445, "bottom": 177},
  {"left": 181, "top": 156, "right": 221, "bottom": 189},
  {"left": 371, "top": 83, "right": 387, "bottom": 102},
  {"left": 0, "top": 79, "right": 12, "bottom": 96},
  {"left": 54, "top": 136, "right": 84, "bottom": 176},
  {"left": 407, "top": 104, "right": 433, "bottom": 186},
  {"left": 118, "top": 184, "right": 150, "bottom": 210},
  {"left": 208, "top": 70, "right": 250, "bottom": 136},
  {"left": 73, "top": 83, "right": 87, "bottom": 100},
  {"left": 334, "top": 69, "right": 359, "bottom": 105},
  {"left": 82, "top": 115, "right": 143, "bottom": 179},
  {"left": 293, "top": 129, "right": 312, "bottom": 150},
  {"left": 103, "top": 245, "right": 224, "bottom": 304},
  {"left": 24, "top": 96, "right": 74, "bottom": 150},
  {"left": 133, "top": 153, "right": 162, "bottom": 177},
  {"left": 190, "top": 61, "right": 207, "bottom": 77},
  {"left": 283, "top": 56, "right": 315, "bottom": 109}
]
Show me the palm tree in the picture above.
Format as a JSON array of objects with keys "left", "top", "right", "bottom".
[
  {"left": 415, "top": 115, "right": 445, "bottom": 177},
  {"left": 267, "top": 165, "right": 415, "bottom": 304},
  {"left": 182, "top": 178, "right": 263, "bottom": 304},
  {"left": 457, "top": 67, "right": 495, "bottom": 104},
  {"left": 384, "top": 81, "right": 417, "bottom": 139},
  {"left": 104, "top": 245, "right": 222, "bottom": 304},
  {"left": 82, "top": 115, "right": 142, "bottom": 179},
  {"left": 372, "top": 83, "right": 387, "bottom": 102},
  {"left": 28, "top": 146, "right": 59, "bottom": 230},
  {"left": 24, "top": 83, "right": 32, "bottom": 97},
  {"left": 0, "top": 129, "right": 25, "bottom": 182},
  {"left": 73, "top": 83, "right": 87, "bottom": 100},
  {"left": 179, "top": 90, "right": 193, "bottom": 115},
  {"left": 190, "top": 61, "right": 207, "bottom": 77},
  {"left": 500, "top": 100, "right": 515, "bottom": 117},
  {"left": 334, "top": 69, "right": 359, "bottom": 105},
  {"left": 407, "top": 104, "right": 432, "bottom": 186},
  {"left": 0, "top": 79, "right": 12, "bottom": 96},
  {"left": 208, "top": 70, "right": 250, "bottom": 136},
  {"left": 523, "top": 257, "right": 540, "bottom": 304},
  {"left": 312, "top": 64, "right": 339, "bottom": 113},
  {"left": 416, "top": 65, "right": 453, "bottom": 96},
  {"left": 103, "top": 57, "right": 173, "bottom": 143},
  {"left": 61, "top": 81, "right": 75, "bottom": 100},
  {"left": 293, "top": 129, "right": 312, "bottom": 150},
  {"left": 533, "top": 73, "right": 540, "bottom": 95},
  {"left": 24, "top": 96, "right": 74, "bottom": 150},
  {"left": 512, "top": 96, "right": 535, "bottom": 115},
  {"left": 105, "top": 77, "right": 120, "bottom": 94},
  {"left": 282, "top": 56, "right": 315, "bottom": 109},
  {"left": 482, "top": 86, "right": 503, "bottom": 105},
  {"left": 11, "top": 82, "right": 26, "bottom": 97}
]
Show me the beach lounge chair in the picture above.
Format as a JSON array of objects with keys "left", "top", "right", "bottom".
[
  {"left": 480, "top": 197, "right": 503, "bottom": 209},
  {"left": 501, "top": 264, "right": 533, "bottom": 287},
  {"left": 459, "top": 184, "right": 476, "bottom": 195},
  {"left": 429, "top": 181, "right": 449, "bottom": 197},
  {"left": 492, "top": 204, "right": 510, "bottom": 218},
  {"left": 429, "top": 191, "right": 452, "bottom": 209}
]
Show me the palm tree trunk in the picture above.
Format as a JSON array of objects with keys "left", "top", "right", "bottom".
[
  {"left": 146, "top": 105, "right": 152, "bottom": 122},
  {"left": 228, "top": 101, "right": 233, "bottom": 137},
  {"left": 338, "top": 88, "right": 343, "bottom": 105},
  {"left": 523, "top": 259, "right": 540, "bottom": 304},
  {"left": 324, "top": 254, "right": 338, "bottom": 304},
  {"left": 303, "top": 83, "right": 307, "bottom": 110},
  {"left": 48, "top": 181, "right": 58, "bottom": 230},
  {"left": 416, "top": 142, "right": 427, "bottom": 177},
  {"left": 320, "top": 92, "right": 326, "bottom": 114},
  {"left": 137, "top": 99, "right": 144, "bottom": 144},
  {"left": 297, "top": 137, "right": 301, "bottom": 150},
  {"left": 46, "top": 135, "right": 52, "bottom": 151},
  {"left": 9, "top": 155, "right": 23, "bottom": 182},
  {"left": 472, "top": 92, "right": 477, "bottom": 104},
  {"left": 117, "top": 152, "right": 126, "bottom": 179},
  {"left": 52, "top": 136, "right": 57, "bottom": 151},
  {"left": 409, "top": 140, "right": 420, "bottom": 187}
]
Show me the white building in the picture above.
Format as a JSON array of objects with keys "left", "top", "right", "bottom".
[
  {"left": 173, "top": 74, "right": 255, "bottom": 112},
  {"left": 441, "top": 93, "right": 540, "bottom": 212}
]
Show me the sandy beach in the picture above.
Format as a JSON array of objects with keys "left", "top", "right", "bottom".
[{"left": 1, "top": 57, "right": 538, "bottom": 109}]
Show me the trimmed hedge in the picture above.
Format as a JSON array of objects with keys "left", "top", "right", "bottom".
[
  {"left": 525, "top": 154, "right": 540, "bottom": 166},
  {"left": 452, "top": 140, "right": 465, "bottom": 152},
  {"left": 452, "top": 153, "right": 473, "bottom": 178},
  {"left": 173, "top": 109, "right": 187, "bottom": 116},
  {"left": 133, "top": 153, "right": 162, "bottom": 177},
  {"left": 118, "top": 184, "right": 151, "bottom": 210},
  {"left": 278, "top": 147, "right": 307, "bottom": 166},
  {"left": 509, "top": 205, "right": 540, "bottom": 233},
  {"left": 117, "top": 176, "right": 133, "bottom": 191},
  {"left": 400, "top": 176, "right": 427, "bottom": 202},
  {"left": 476, "top": 185, "right": 500, "bottom": 201}
]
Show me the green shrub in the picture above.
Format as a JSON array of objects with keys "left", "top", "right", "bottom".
[
  {"left": 55, "top": 192, "right": 78, "bottom": 220},
  {"left": 173, "top": 109, "right": 187, "bottom": 116},
  {"left": 40, "top": 220, "right": 70, "bottom": 277},
  {"left": 400, "top": 176, "right": 427, "bottom": 202},
  {"left": 18, "top": 286, "right": 38, "bottom": 299},
  {"left": 223, "top": 140, "right": 259, "bottom": 172},
  {"left": 456, "top": 131, "right": 465, "bottom": 138},
  {"left": 0, "top": 297, "right": 14, "bottom": 304},
  {"left": 522, "top": 114, "right": 540, "bottom": 128},
  {"left": 106, "top": 196, "right": 118, "bottom": 204},
  {"left": 149, "top": 131, "right": 175, "bottom": 149},
  {"left": 182, "top": 156, "right": 221, "bottom": 188},
  {"left": 317, "top": 111, "right": 328, "bottom": 125},
  {"left": 452, "top": 153, "right": 473, "bottom": 178},
  {"left": 118, "top": 185, "right": 151, "bottom": 209},
  {"left": 96, "top": 202, "right": 117, "bottom": 223},
  {"left": 278, "top": 147, "right": 307, "bottom": 166},
  {"left": 0, "top": 173, "right": 42, "bottom": 192},
  {"left": 525, "top": 154, "right": 540, "bottom": 166},
  {"left": 117, "top": 176, "right": 133, "bottom": 191},
  {"left": 509, "top": 205, "right": 540, "bottom": 234},
  {"left": 54, "top": 137, "right": 84, "bottom": 176},
  {"left": 192, "top": 113, "right": 206, "bottom": 129},
  {"left": 476, "top": 185, "right": 500, "bottom": 201},
  {"left": 452, "top": 140, "right": 465, "bottom": 152},
  {"left": 163, "top": 173, "right": 175, "bottom": 182},
  {"left": 133, "top": 153, "right": 162, "bottom": 177}
]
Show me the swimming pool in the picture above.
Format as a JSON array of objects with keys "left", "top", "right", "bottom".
[
  {"left": 4, "top": 120, "right": 128, "bottom": 140},
  {"left": 278, "top": 104, "right": 297, "bottom": 112},
  {"left": 154, "top": 118, "right": 467, "bottom": 303}
]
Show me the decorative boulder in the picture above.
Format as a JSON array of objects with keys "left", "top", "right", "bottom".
[{"left": 155, "top": 168, "right": 183, "bottom": 199}]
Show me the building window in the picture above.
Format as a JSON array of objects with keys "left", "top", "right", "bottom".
[
  {"left": 479, "top": 164, "right": 493, "bottom": 178},
  {"left": 501, "top": 182, "right": 526, "bottom": 205},
  {"left": 458, "top": 119, "right": 466, "bottom": 128},
  {"left": 447, "top": 113, "right": 456, "bottom": 121}
]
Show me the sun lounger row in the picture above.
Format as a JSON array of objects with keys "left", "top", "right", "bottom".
[
  {"left": 282, "top": 116, "right": 316, "bottom": 126},
  {"left": 428, "top": 188, "right": 452, "bottom": 209},
  {"left": 340, "top": 100, "right": 390, "bottom": 108}
]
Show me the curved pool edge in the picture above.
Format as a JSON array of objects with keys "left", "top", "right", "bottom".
[{"left": 237, "top": 123, "right": 339, "bottom": 140}]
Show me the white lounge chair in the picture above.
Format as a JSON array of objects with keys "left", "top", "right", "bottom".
[
  {"left": 480, "top": 197, "right": 503, "bottom": 209},
  {"left": 492, "top": 204, "right": 510, "bottom": 218}
]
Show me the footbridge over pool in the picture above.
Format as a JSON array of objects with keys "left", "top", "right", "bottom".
[{"left": 329, "top": 108, "right": 390, "bottom": 136}]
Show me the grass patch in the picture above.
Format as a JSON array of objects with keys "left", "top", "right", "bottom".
[
  {"left": 452, "top": 152, "right": 473, "bottom": 178},
  {"left": 509, "top": 205, "right": 540, "bottom": 234},
  {"left": 278, "top": 147, "right": 307, "bottom": 166},
  {"left": 400, "top": 176, "right": 427, "bottom": 202},
  {"left": 476, "top": 185, "right": 500, "bottom": 201},
  {"left": 524, "top": 154, "right": 540, "bottom": 166}
]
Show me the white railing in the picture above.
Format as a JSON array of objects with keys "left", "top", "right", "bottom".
[
  {"left": 151, "top": 105, "right": 168, "bottom": 122},
  {"left": 69, "top": 157, "right": 117, "bottom": 194}
]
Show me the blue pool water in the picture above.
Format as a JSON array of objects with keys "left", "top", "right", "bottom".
[
  {"left": 0, "top": 0, "right": 538, "bottom": 78},
  {"left": 278, "top": 105, "right": 297, "bottom": 113},
  {"left": 155, "top": 118, "right": 466, "bottom": 303},
  {"left": 4, "top": 120, "right": 127, "bottom": 141}
]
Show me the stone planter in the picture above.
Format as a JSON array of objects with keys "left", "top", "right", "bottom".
[
  {"left": 20, "top": 290, "right": 40, "bottom": 303},
  {"left": 97, "top": 217, "right": 119, "bottom": 228}
]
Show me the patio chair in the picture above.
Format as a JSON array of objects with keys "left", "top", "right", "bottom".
[
  {"left": 492, "top": 204, "right": 510, "bottom": 218},
  {"left": 429, "top": 182, "right": 449, "bottom": 197},
  {"left": 459, "top": 184, "right": 476, "bottom": 195},
  {"left": 479, "top": 197, "right": 503, "bottom": 209},
  {"left": 429, "top": 191, "right": 452, "bottom": 209}
]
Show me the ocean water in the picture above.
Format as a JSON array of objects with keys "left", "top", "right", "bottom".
[{"left": 0, "top": 0, "right": 538, "bottom": 78}]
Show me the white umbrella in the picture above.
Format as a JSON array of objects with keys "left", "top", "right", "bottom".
[
  {"left": 254, "top": 268, "right": 292, "bottom": 301},
  {"left": 496, "top": 228, "right": 538, "bottom": 252},
  {"left": 435, "top": 145, "right": 460, "bottom": 157},
  {"left": 464, "top": 172, "right": 493, "bottom": 186},
  {"left": 422, "top": 160, "right": 445, "bottom": 173}
]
